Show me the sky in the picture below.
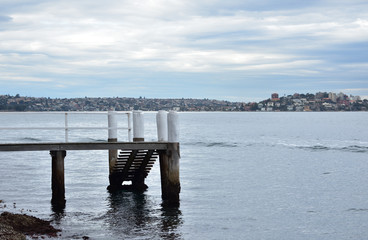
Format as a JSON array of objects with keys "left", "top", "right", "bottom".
[{"left": 0, "top": 0, "right": 368, "bottom": 102}]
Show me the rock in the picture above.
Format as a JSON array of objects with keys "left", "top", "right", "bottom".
[
  {"left": 0, "top": 223, "right": 26, "bottom": 240},
  {"left": 0, "top": 212, "right": 60, "bottom": 239}
]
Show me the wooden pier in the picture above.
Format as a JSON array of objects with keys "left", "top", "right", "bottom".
[{"left": 0, "top": 111, "right": 181, "bottom": 209}]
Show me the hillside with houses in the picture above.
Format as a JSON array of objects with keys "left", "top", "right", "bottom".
[
  {"left": 254, "top": 92, "right": 366, "bottom": 112},
  {"left": 0, "top": 92, "right": 367, "bottom": 112}
]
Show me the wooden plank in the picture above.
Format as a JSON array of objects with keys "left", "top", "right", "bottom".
[
  {"left": 119, "top": 156, "right": 146, "bottom": 160},
  {"left": 120, "top": 150, "right": 137, "bottom": 182},
  {"left": 117, "top": 157, "right": 156, "bottom": 161},
  {"left": 114, "top": 168, "right": 152, "bottom": 172},
  {"left": 127, "top": 166, "right": 153, "bottom": 171},
  {"left": 115, "top": 164, "right": 154, "bottom": 167},
  {"left": 116, "top": 158, "right": 156, "bottom": 163},
  {"left": 118, "top": 152, "right": 158, "bottom": 158},
  {"left": 0, "top": 142, "right": 171, "bottom": 152},
  {"left": 130, "top": 150, "right": 155, "bottom": 187}
]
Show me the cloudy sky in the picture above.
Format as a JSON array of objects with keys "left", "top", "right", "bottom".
[{"left": 1, "top": 0, "right": 368, "bottom": 101}]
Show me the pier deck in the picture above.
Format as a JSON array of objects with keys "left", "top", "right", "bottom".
[
  {"left": 0, "top": 110, "right": 181, "bottom": 210},
  {"left": 0, "top": 141, "right": 180, "bottom": 209},
  {"left": 0, "top": 141, "right": 170, "bottom": 151}
]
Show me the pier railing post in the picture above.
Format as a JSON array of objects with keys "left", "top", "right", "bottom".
[
  {"left": 108, "top": 111, "right": 119, "bottom": 187},
  {"left": 133, "top": 111, "right": 144, "bottom": 142},
  {"left": 50, "top": 150, "right": 66, "bottom": 210},
  {"left": 160, "top": 111, "right": 180, "bottom": 205}
]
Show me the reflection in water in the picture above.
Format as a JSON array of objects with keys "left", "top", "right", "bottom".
[
  {"left": 105, "top": 191, "right": 183, "bottom": 239},
  {"left": 159, "top": 204, "right": 183, "bottom": 239}
]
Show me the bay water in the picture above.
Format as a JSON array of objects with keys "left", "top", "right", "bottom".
[{"left": 0, "top": 112, "right": 368, "bottom": 239}]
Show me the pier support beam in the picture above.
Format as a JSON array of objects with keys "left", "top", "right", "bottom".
[
  {"left": 131, "top": 110, "right": 147, "bottom": 190},
  {"left": 50, "top": 150, "right": 66, "bottom": 210},
  {"left": 160, "top": 111, "right": 180, "bottom": 205},
  {"left": 108, "top": 111, "right": 120, "bottom": 189},
  {"left": 159, "top": 143, "right": 180, "bottom": 205}
]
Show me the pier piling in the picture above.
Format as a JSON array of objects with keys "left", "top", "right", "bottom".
[
  {"left": 131, "top": 111, "right": 146, "bottom": 189},
  {"left": 160, "top": 111, "right": 180, "bottom": 205},
  {"left": 159, "top": 143, "right": 180, "bottom": 205},
  {"left": 108, "top": 111, "right": 120, "bottom": 188},
  {"left": 50, "top": 150, "right": 66, "bottom": 209}
]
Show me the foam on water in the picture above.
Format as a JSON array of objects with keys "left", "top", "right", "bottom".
[{"left": 275, "top": 141, "right": 368, "bottom": 153}]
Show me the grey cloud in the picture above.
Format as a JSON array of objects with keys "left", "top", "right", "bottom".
[{"left": 0, "top": 0, "right": 367, "bottom": 99}]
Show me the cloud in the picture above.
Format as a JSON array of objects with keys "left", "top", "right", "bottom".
[
  {"left": 0, "top": 74, "right": 51, "bottom": 83},
  {"left": 0, "top": 0, "right": 367, "bottom": 99},
  {"left": 342, "top": 88, "right": 368, "bottom": 92}
]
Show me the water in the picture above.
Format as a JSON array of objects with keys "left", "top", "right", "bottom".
[{"left": 0, "top": 112, "right": 368, "bottom": 239}]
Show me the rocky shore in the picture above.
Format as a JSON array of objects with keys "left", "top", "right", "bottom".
[{"left": 0, "top": 211, "right": 60, "bottom": 240}]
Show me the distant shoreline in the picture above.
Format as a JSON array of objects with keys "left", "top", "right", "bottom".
[
  {"left": 1, "top": 93, "right": 367, "bottom": 112},
  {"left": 0, "top": 110, "right": 368, "bottom": 114}
]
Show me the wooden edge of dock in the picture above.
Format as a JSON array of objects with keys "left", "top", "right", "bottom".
[
  {"left": 0, "top": 141, "right": 181, "bottom": 208},
  {"left": 0, "top": 142, "right": 172, "bottom": 152}
]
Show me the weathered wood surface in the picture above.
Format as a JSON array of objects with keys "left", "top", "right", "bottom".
[
  {"left": 0, "top": 141, "right": 180, "bottom": 205},
  {"left": 108, "top": 139, "right": 118, "bottom": 176},
  {"left": 159, "top": 142, "right": 180, "bottom": 205},
  {"left": 109, "top": 149, "right": 158, "bottom": 190},
  {"left": 0, "top": 142, "right": 170, "bottom": 151},
  {"left": 119, "top": 150, "right": 138, "bottom": 182},
  {"left": 50, "top": 150, "right": 66, "bottom": 209}
]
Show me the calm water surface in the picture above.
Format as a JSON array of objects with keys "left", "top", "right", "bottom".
[{"left": 0, "top": 112, "right": 368, "bottom": 239}]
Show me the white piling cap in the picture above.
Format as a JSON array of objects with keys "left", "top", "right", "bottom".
[
  {"left": 156, "top": 110, "right": 168, "bottom": 142},
  {"left": 108, "top": 111, "right": 118, "bottom": 139},
  {"left": 133, "top": 110, "right": 144, "bottom": 140},
  {"left": 168, "top": 111, "right": 179, "bottom": 142}
]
